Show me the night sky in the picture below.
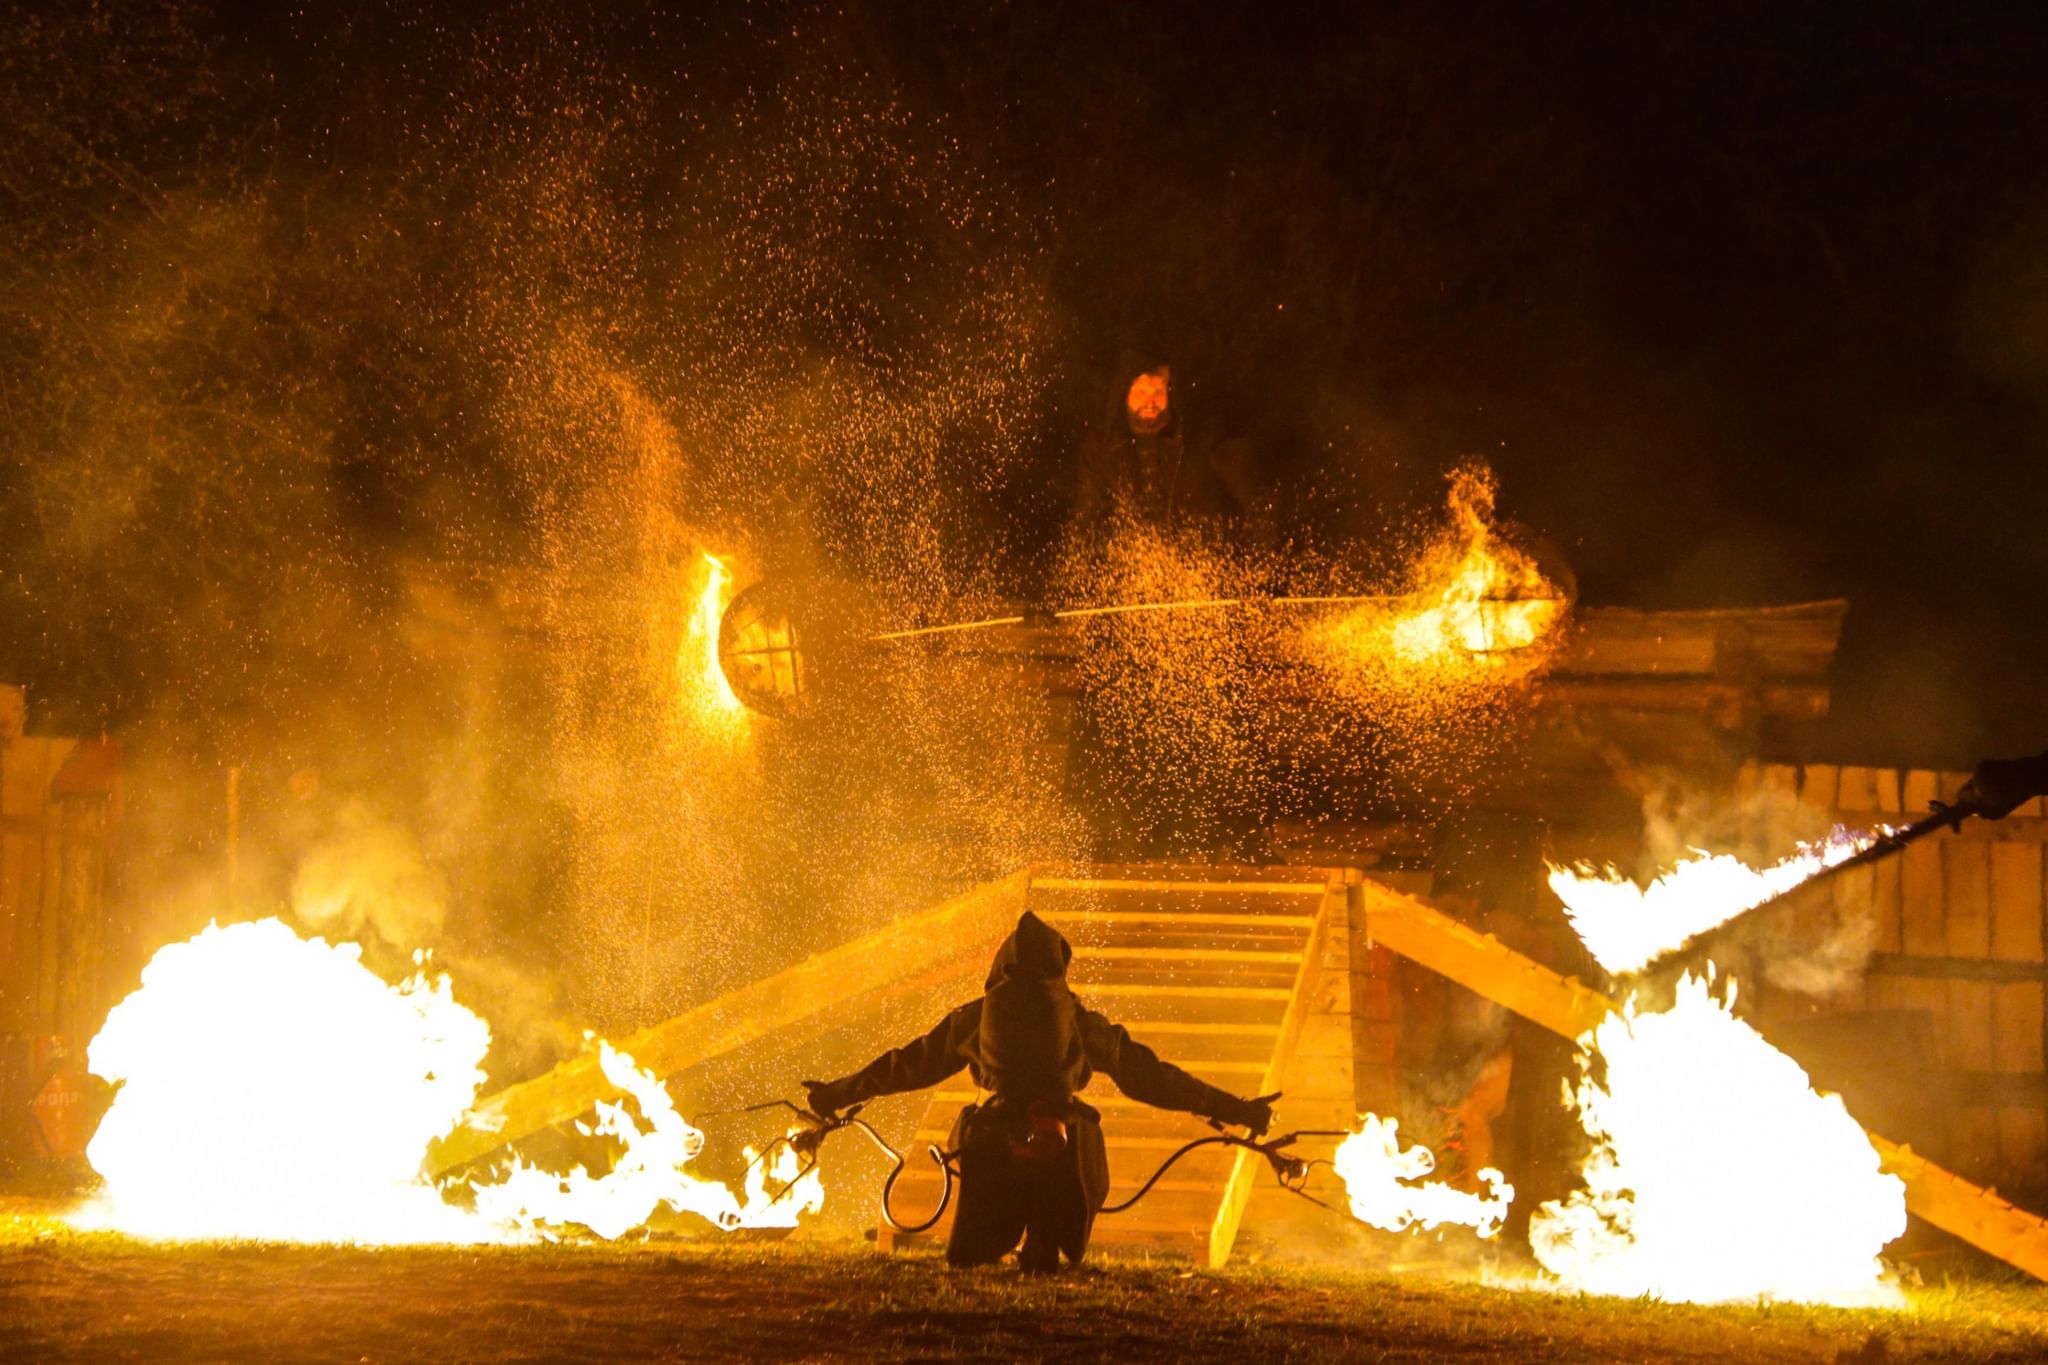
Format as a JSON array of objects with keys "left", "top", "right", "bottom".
[{"left": 6, "top": 1, "right": 2046, "bottom": 767}]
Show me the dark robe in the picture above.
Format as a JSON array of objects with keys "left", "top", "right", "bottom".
[{"left": 809, "top": 911, "right": 1254, "bottom": 1267}]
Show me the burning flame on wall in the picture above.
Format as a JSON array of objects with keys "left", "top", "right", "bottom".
[
  {"left": 1529, "top": 974, "right": 1906, "bottom": 1307},
  {"left": 683, "top": 552, "right": 746, "bottom": 725},
  {"left": 1387, "top": 467, "right": 1564, "bottom": 661},
  {"left": 1303, "top": 465, "right": 1566, "bottom": 699},
  {"left": 79, "top": 919, "right": 821, "bottom": 1244},
  {"left": 1333, "top": 1113, "right": 1513, "bottom": 1238},
  {"left": 1547, "top": 829, "right": 1875, "bottom": 976}
]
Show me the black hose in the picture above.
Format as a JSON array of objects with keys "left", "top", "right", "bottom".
[
  {"left": 705, "top": 1100, "right": 1354, "bottom": 1233},
  {"left": 1099, "top": 1135, "right": 1242, "bottom": 1214},
  {"left": 879, "top": 1142, "right": 956, "bottom": 1235}
]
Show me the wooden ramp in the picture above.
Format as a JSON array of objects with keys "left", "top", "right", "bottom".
[{"left": 878, "top": 865, "right": 1349, "bottom": 1268}]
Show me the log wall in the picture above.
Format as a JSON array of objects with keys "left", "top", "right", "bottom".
[{"left": 1745, "top": 760, "right": 2047, "bottom": 1192}]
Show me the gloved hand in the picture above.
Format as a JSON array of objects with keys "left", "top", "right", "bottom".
[
  {"left": 1225, "top": 1091, "right": 1281, "bottom": 1138},
  {"left": 1958, "top": 751, "right": 2048, "bottom": 822},
  {"left": 801, "top": 1079, "right": 846, "bottom": 1121}
]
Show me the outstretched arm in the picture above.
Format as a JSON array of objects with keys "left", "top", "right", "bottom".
[
  {"left": 1961, "top": 750, "right": 2048, "bottom": 821},
  {"left": 804, "top": 1002, "right": 977, "bottom": 1116},
  {"left": 1077, "top": 1007, "right": 1271, "bottom": 1131}
]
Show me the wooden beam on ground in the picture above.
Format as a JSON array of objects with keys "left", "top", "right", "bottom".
[
  {"left": 1206, "top": 884, "right": 1337, "bottom": 1269},
  {"left": 1356, "top": 879, "right": 1612, "bottom": 1041},
  {"left": 1354, "top": 875, "right": 2048, "bottom": 1283},
  {"left": 425, "top": 869, "right": 1031, "bottom": 1175}
]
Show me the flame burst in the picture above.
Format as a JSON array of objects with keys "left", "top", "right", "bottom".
[
  {"left": 82, "top": 919, "right": 495, "bottom": 1243},
  {"left": 1387, "top": 467, "right": 1565, "bottom": 661},
  {"left": 683, "top": 552, "right": 746, "bottom": 724},
  {"left": 1302, "top": 464, "right": 1566, "bottom": 728},
  {"left": 1530, "top": 974, "right": 1906, "bottom": 1307},
  {"left": 471, "top": 1043, "right": 822, "bottom": 1238},
  {"left": 80, "top": 920, "right": 820, "bottom": 1243},
  {"left": 1548, "top": 829, "right": 1875, "bottom": 977},
  {"left": 1333, "top": 1113, "right": 1513, "bottom": 1238}
]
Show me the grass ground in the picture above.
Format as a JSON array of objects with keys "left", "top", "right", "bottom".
[{"left": 7, "top": 1201, "right": 2048, "bottom": 1362}]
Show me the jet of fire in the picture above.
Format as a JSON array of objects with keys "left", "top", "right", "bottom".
[
  {"left": 1333, "top": 1113, "right": 1513, "bottom": 1238},
  {"left": 1529, "top": 973, "right": 1905, "bottom": 1306},
  {"left": 469, "top": 1042, "right": 822, "bottom": 1238},
  {"left": 1548, "top": 828, "right": 1875, "bottom": 977},
  {"left": 79, "top": 918, "right": 820, "bottom": 1244}
]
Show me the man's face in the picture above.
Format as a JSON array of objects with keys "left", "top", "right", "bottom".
[{"left": 1125, "top": 369, "right": 1170, "bottom": 434}]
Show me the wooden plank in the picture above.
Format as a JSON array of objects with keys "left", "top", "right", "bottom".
[
  {"left": 1115, "top": 1021, "right": 1282, "bottom": 1038},
  {"left": 1037, "top": 911, "right": 1317, "bottom": 929},
  {"left": 1946, "top": 773, "right": 1997, "bottom": 1169},
  {"left": 1835, "top": 757, "right": 1892, "bottom": 994},
  {"left": 1994, "top": 984, "right": 2045, "bottom": 1074},
  {"left": 1032, "top": 878, "right": 1329, "bottom": 896},
  {"left": 1207, "top": 887, "right": 1333, "bottom": 1270},
  {"left": 1999, "top": 1109, "right": 2048, "bottom": 1186},
  {"left": 1801, "top": 764, "right": 1841, "bottom": 810},
  {"left": 0, "top": 831, "right": 32, "bottom": 1033},
  {"left": 1791, "top": 765, "right": 1844, "bottom": 950},
  {"left": 1949, "top": 822, "right": 1995, "bottom": 960},
  {"left": 1866, "top": 955, "right": 2048, "bottom": 983},
  {"left": 1078, "top": 983, "right": 1295, "bottom": 1002},
  {"left": 1077, "top": 947, "right": 1306, "bottom": 965},
  {"left": 1955, "top": 1106, "right": 2001, "bottom": 1178},
  {"left": 18, "top": 741, "right": 66, "bottom": 1039},
  {"left": 1871, "top": 851, "right": 1905, "bottom": 956},
  {"left": 1900, "top": 773, "right": 1947, "bottom": 959},
  {"left": 1991, "top": 804, "right": 2044, "bottom": 963}
]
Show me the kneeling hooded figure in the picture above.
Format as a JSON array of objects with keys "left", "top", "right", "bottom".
[{"left": 804, "top": 910, "right": 1275, "bottom": 1269}]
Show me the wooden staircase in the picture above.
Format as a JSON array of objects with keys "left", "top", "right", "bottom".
[{"left": 878, "top": 865, "right": 1349, "bottom": 1267}]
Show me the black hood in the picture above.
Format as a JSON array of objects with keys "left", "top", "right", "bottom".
[{"left": 985, "top": 910, "right": 1073, "bottom": 989}]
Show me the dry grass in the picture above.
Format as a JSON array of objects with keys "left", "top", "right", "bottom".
[{"left": 6, "top": 1202, "right": 2048, "bottom": 1362}]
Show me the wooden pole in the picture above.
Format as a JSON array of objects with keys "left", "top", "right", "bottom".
[{"left": 224, "top": 765, "right": 241, "bottom": 915}]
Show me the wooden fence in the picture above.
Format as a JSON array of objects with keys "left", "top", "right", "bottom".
[
  {"left": 1, "top": 685, "right": 120, "bottom": 1158},
  {"left": 1744, "top": 761, "right": 2046, "bottom": 1194}
]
